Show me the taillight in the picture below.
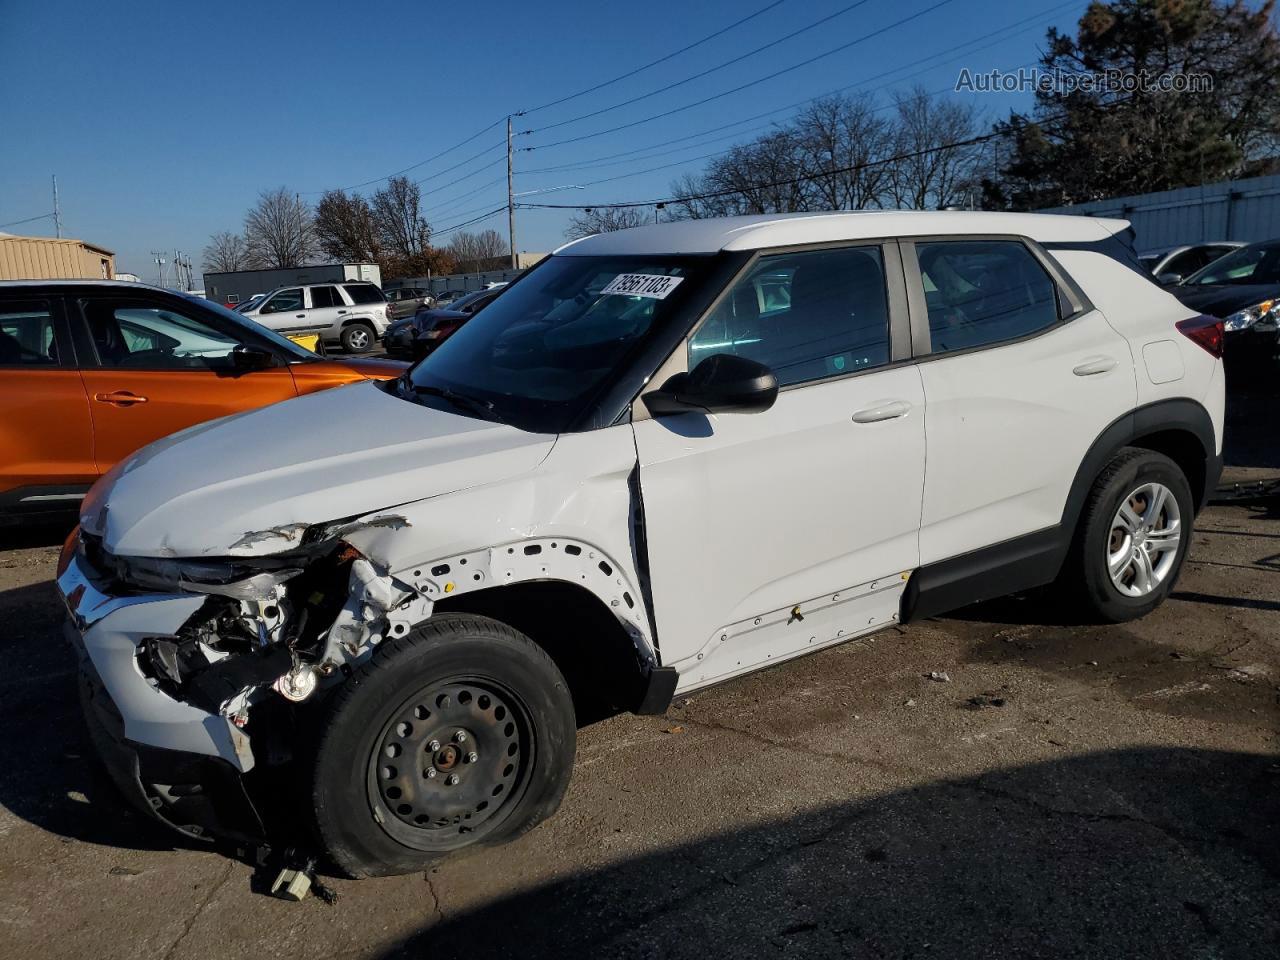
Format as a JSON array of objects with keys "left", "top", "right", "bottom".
[{"left": 1176, "top": 314, "right": 1224, "bottom": 358}]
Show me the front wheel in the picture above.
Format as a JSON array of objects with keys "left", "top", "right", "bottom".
[
  {"left": 1064, "top": 447, "right": 1194, "bottom": 623},
  {"left": 311, "top": 614, "right": 576, "bottom": 877},
  {"left": 340, "top": 322, "right": 376, "bottom": 353}
]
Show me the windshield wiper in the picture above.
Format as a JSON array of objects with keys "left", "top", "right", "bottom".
[{"left": 406, "top": 382, "right": 496, "bottom": 419}]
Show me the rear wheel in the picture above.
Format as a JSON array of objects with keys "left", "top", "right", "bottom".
[
  {"left": 311, "top": 614, "right": 575, "bottom": 877},
  {"left": 1065, "top": 447, "right": 1193, "bottom": 622},
  {"left": 340, "top": 322, "right": 375, "bottom": 353}
]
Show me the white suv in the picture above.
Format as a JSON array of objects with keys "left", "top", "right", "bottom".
[
  {"left": 58, "top": 211, "right": 1224, "bottom": 877},
  {"left": 239, "top": 281, "right": 390, "bottom": 352}
]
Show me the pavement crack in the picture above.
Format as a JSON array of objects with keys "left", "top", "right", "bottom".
[
  {"left": 159, "top": 860, "right": 235, "bottom": 960},
  {"left": 423, "top": 872, "right": 444, "bottom": 926},
  {"left": 676, "top": 713, "right": 908, "bottom": 778}
]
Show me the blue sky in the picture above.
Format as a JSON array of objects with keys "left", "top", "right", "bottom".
[{"left": 0, "top": 0, "right": 1084, "bottom": 283}]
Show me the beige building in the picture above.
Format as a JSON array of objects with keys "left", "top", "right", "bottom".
[{"left": 0, "top": 233, "right": 115, "bottom": 280}]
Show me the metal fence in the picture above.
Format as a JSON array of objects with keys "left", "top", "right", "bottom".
[{"left": 1040, "top": 174, "right": 1280, "bottom": 249}]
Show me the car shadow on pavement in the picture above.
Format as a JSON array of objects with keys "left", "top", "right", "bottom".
[
  {"left": 0, "top": 579, "right": 180, "bottom": 853},
  {"left": 380, "top": 746, "right": 1279, "bottom": 960}
]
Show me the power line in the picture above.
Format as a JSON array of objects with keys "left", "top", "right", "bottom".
[
  {"left": 304, "top": 116, "right": 509, "bottom": 194},
  {"left": 513, "top": 98, "right": 1127, "bottom": 211},
  {"left": 305, "top": 4, "right": 796, "bottom": 195},
  {"left": 519, "top": 0, "right": 790, "bottom": 115},
  {"left": 0, "top": 211, "right": 55, "bottom": 229},
  {"left": 518, "top": 0, "right": 1080, "bottom": 175},
  {"left": 430, "top": 206, "right": 510, "bottom": 240},
  {"left": 521, "top": 0, "right": 960, "bottom": 152},
  {"left": 525, "top": 0, "right": 876, "bottom": 135},
  {"left": 413, "top": 140, "right": 506, "bottom": 186}
]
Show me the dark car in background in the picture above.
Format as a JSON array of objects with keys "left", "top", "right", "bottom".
[
  {"left": 1139, "top": 241, "right": 1243, "bottom": 284},
  {"left": 1168, "top": 239, "right": 1280, "bottom": 382},
  {"left": 385, "top": 286, "right": 435, "bottom": 320},
  {"left": 383, "top": 287, "right": 503, "bottom": 360}
]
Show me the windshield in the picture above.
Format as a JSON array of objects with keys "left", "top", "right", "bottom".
[
  {"left": 185, "top": 294, "right": 320, "bottom": 361},
  {"left": 1187, "top": 242, "right": 1280, "bottom": 285},
  {"left": 402, "top": 254, "right": 712, "bottom": 432}
]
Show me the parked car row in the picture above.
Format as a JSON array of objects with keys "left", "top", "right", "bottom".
[
  {"left": 0, "top": 280, "right": 405, "bottom": 523},
  {"left": 383, "top": 286, "right": 505, "bottom": 361}
]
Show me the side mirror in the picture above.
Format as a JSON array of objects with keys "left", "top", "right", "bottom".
[
  {"left": 1157, "top": 272, "right": 1184, "bottom": 286},
  {"left": 643, "top": 354, "right": 778, "bottom": 417},
  {"left": 232, "top": 343, "right": 275, "bottom": 371}
]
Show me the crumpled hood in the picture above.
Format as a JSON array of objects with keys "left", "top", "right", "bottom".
[{"left": 85, "top": 381, "right": 556, "bottom": 558}]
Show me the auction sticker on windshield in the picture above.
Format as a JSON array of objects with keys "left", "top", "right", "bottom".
[{"left": 600, "top": 273, "right": 685, "bottom": 299}]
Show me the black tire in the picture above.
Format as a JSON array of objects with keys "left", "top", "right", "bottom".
[
  {"left": 1063, "top": 447, "right": 1194, "bottom": 623},
  {"left": 340, "top": 322, "right": 376, "bottom": 353},
  {"left": 311, "top": 614, "right": 575, "bottom": 878}
]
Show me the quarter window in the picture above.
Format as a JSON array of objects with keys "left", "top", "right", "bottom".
[
  {"left": 343, "top": 283, "right": 385, "bottom": 304},
  {"left": 689, "top": 245, "right": 890, "bottom": 387},
  {"left": 0, "top": 300, "right": 59, "bottom": 366},
  {"left": 915, "top": 241, "right": 1060, "bottom": 354}
]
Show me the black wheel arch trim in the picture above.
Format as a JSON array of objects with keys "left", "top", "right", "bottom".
[{"left": 901, "top": 397, "right": 1219, "bottom": 623}]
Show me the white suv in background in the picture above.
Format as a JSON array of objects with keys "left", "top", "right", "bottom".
[
  {"left": 240, "top": 281, "right": 390, "bottom": 352},
  {"left": 59, "top": 211, "right": 1224, "bottom": 878}
]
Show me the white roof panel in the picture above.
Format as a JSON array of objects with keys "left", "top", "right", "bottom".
[{"left": 555, "top": 210, "right": 1129, "bottom": 256}]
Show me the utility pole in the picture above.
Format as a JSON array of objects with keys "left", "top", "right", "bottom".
[
  {"left": 507, "top": 115, "right": 517, "bottom": 270},
  {"left": 151, "top": 251, "right": 167, "bottom": 287},
  {"left": 52, "top": 175, "right": 62, "bottom": 238}
]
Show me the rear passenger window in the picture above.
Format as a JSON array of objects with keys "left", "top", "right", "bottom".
[
  {"left": 916, "top": 241, "right": 1060, "bottom": 354},
  {"left": 343, "top": 284, "right": 385, "bottom": 305},
  {"left": 689, "top": 245, "right": 890, "bottom": 387},
  {"left": 310, "top": 286, "right": 341, "bottom": 308},
  {"left": 0, "top": 300, "right": 59, "bottom": 366}
]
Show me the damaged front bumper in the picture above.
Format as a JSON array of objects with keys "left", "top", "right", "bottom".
[{"left": 59, "top": 553, "right": 256, "bottom": 772}]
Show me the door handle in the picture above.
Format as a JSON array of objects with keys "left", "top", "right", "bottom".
[
  {"left": 337, "top": 309, "right": 347, "bottom": 314},
  {"left": 852, "top": 400, "right": 912, "bottom": 423},
  {"left": 295, "top": 313, "right": 306, "bottom": 319},
  {"left": 95, "top": 391, "right": 148, "bottom": 406},
  {"left": 1073, "top": 356, "right": 1118, "bottom": 376}
]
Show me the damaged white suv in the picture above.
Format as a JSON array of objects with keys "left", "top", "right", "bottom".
[{"left": 58, "top": 211, "right": 1224, "bottom": 876}]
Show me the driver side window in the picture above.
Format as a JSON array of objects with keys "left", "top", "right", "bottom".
[
  {"left": 261, "top": 288, "right": 304, "bottom": 314},
  {"left": 688, "top": 245, "right": 891, "bottom": 387},
  {"left": 82, "top": 301, "right": 241, "bottom": 369}
]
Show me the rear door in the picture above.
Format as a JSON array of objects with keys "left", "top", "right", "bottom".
[
  {"left": 304, "top": 285, "right": 347, "bottom": 336},
  {"left": 71, "top": 292, "right": 299, "bottom": 471},
  {"left": 0, "top": 293, "right": 96, "bottom": 510},
  {"left": 635, "top": 242, "right": 925, "bottom": 688},
  {"left": 902, "top": 237, "right": 1136, "bottom": 567}
]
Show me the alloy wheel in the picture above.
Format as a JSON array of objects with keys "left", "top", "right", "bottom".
[{"left": 1106, "top": 481, "right": 1182, "bottom": 598}]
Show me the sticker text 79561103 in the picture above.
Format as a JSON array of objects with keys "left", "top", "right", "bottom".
[{"left": 600, "top": 273, "right": 685, "bottom": 300}]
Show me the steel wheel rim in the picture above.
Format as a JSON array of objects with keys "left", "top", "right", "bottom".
[
  {"left": 347, "top": 329, "right": 370, "bottom": 350},
  {"left": 1106, "top": 481, "right": 1182, "bottom": 598},
  {"left": 367, "top": 679, "right": 531, "bottom": 850}
]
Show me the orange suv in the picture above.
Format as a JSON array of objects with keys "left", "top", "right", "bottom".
[{"left": 0, "top": 280, "right": 406, "bottom": 522}]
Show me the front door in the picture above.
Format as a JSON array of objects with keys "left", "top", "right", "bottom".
[
  {"left": 633, "top": 242, "right": 926, "bottom": 690},
  {"left": 72, "top": 294, "right": 299, "bottom": 471}
]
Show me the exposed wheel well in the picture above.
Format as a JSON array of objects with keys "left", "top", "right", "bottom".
[
  {"left": 432, "top": 581, "right": 649, "bottom": 725},
  {"left": 1128, "top": 429, "right": 1208, "bottom": 508}
]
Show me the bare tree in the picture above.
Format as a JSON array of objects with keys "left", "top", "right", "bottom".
[
  {"left": 446, "top": 229, "right": 509, "bottom": 273},
  {"left": 564, "top": 206, "right": 650, "bottom": 240},
  {"left": 244, "top": 188, "right": 315, "bottom": 268},
  {"left": 202, "top": 231, "right": 255, "bottom": 272},
  {"left": 887, "top": 87, "right": 983, "bottom": 210},
  {"left": 372, "top": 176, "right": 431, "bottom": 259},
  {"left": 794, "top": 94, "right": 893, "bottom": 210},
  {"left": 314, "top": 190, "right": 381, "bottom": 262}
]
